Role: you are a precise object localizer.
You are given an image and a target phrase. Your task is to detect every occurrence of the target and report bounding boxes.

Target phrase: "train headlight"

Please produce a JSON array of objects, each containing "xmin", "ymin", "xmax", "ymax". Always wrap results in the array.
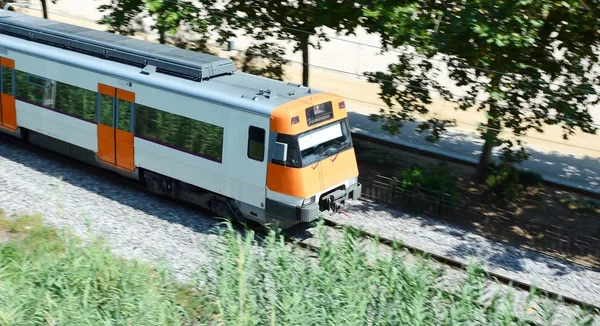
[
  {"xmin": 302, "ymin": 196, "xmax": 316, "ymax": 206},
  {"xmin": 349, "ymin": 176, "xmax": 358, "ymax": 185}
]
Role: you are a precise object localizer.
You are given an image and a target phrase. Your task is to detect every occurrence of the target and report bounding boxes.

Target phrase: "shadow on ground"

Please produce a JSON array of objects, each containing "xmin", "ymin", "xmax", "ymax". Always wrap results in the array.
[
  {"xmin": 342, "ymin": 198, "xmax": 599, "ymax": 276},
  {"xmin": 347, "ymin": 111, "xmax": 600, "ymax": 194},
  {"xmin": 0, "ymin": 138, "xmax": 229, "ymax": 238}
]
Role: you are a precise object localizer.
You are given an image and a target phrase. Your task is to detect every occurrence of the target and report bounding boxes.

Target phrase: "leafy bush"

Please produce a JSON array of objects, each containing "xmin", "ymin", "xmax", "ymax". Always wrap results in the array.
[
  {"xmin": 558, "ymin": 195, "xmax": 600, "ymax": 215},
  {"xmin": 485, "ymin": 163, "xmax": 543, "ymax": 200},
  {"xmin": 396, "ymin": 163, "xmax": 458, "ymax": 194},
  {"xmin": 393, "ymin": 163, "xmax": 461, "ymax": 213}
]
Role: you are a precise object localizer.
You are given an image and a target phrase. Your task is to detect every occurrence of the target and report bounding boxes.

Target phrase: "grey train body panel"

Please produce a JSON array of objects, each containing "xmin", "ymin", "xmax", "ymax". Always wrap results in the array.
[{"xmin": 0, "ymin": 9, "xmax": 323, "ymax": 119}]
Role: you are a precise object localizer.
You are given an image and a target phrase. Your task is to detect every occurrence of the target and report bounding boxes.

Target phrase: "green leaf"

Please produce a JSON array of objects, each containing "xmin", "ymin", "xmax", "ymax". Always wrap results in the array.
[{"xmin": 363, "ymin": 0, "xmax": 599, "ymax": 172}]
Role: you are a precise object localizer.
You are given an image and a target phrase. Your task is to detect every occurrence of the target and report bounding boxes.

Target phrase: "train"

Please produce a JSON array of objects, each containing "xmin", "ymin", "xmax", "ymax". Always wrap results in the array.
[{"xmin": 0, "ymin": 9, "xmax": 362, "ymax": 228}]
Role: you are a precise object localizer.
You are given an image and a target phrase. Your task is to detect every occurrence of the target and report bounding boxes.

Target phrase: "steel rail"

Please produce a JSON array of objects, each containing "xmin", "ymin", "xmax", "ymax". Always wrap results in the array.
[{"xmin": 319, "ymin": 217, "xmax": 600, "ymax": 313}]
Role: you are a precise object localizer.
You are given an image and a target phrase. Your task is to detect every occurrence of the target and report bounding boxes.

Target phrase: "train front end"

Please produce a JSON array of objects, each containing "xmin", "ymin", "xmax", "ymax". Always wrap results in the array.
[{"xmin": 266, "ymin": 93, "xmax": 362, "ymax": 226}]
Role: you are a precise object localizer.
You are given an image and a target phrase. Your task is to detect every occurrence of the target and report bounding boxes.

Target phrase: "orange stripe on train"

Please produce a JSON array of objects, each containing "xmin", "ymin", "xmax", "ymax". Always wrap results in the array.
[
  {"xmin": 266, "ymin": 149, "xmax": 358, "ymax": 199},
  {"xmin": 0, "ymin": 57, "xmax": 14, "ymax": 69}
]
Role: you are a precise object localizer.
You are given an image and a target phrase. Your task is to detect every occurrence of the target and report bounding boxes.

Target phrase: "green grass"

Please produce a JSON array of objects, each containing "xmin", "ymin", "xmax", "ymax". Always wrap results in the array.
[
  {"xmin": 0, "ymin": 211, "xmax": 597, "ymax": 325},
  {"xmin": 199, "ymin": 220, "xmax": 598, "ymax": 326},
  {"xmin": 0, "ymin": 212, "xmax": 208, "ymax": 325}
]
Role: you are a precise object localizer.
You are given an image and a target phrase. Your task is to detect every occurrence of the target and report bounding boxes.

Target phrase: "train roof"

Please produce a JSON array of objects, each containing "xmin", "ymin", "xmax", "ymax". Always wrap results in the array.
[{"xmin": 0, "ymin": 9, "xmax": 325, "ymax": 117}]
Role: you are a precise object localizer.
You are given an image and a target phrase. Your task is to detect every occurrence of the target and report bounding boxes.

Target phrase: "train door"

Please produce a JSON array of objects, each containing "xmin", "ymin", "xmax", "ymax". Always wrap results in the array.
[
  {"xmin": 97, "ymin": 83, "xmax": 135, "ymax": 172},
  {"xmin": 0, "ymin": 57, "xmax": 17, "ymax": 131}
]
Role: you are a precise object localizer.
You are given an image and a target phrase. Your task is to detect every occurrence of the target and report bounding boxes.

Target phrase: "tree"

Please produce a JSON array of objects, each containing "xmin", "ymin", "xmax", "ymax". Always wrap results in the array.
[
  {"xmin": 40, "ymin": 0, "xmax": 57, "ymax": 19},
  {"xmin": 98, "ymin": 0, "xmax": 215, "ymax": 50},
  {"xmin": 214, "ymin": 0, "xmax": 364, "ymax": 86},
  {"xmin": 98, "ymin": 0, "xmax": 146, "ymax": 38},
  {"xmin": 361, "ymin": 0, "xmax": 600, "ymax": 177},
  {"xmin": 238, "ymin": 42, "xmax": 290, "ymax": 81}
]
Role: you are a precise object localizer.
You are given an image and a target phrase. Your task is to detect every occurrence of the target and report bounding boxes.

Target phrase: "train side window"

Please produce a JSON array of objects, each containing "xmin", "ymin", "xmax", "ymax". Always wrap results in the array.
[
  {"xmin": 55, "ymin": 82, "xmax": 96, "ymax": 122},
  {"xmin": 1, "ymin": 66, "xmax": 13, "ymax": 96},
  {"xmin": 247, "ymin": 126, "xmax": 265, "ymax": 162},
  {"xmin": 134, "ymin": 103, "xmax": 224, "ymax": 163},
  {"xmin": 15, "ymin": 71, "xmax": 49, "ymax": 106}
]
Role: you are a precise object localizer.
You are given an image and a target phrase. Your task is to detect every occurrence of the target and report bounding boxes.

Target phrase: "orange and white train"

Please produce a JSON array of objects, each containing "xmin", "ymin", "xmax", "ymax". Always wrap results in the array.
[{"xmin": 0, "ymin": 9, "xmax": 361, "ymax": 228}]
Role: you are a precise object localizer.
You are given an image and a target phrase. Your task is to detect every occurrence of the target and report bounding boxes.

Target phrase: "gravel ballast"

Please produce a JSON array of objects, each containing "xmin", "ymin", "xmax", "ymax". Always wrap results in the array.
[
  {"xmin": 0, "ymin": 139, "xmax": 225, "ymax": 283},
  {"xmin": 329, "ymin": 199, "xmax": 600, "ymax": 307}
]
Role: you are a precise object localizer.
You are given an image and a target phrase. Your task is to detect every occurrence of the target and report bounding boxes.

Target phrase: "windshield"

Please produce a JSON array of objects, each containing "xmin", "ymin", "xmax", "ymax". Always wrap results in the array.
[{"xmin": 272, "ymin": 119, "xmax": 352, "ymax": 168}]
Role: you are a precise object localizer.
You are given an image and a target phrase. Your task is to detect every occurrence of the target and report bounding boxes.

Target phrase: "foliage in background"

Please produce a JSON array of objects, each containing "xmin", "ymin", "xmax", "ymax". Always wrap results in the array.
[
  {"xmin": 98, "ymin": 0, "xmax": 215, "ymax": 51},
  {"xmin": 97, "ymin": 0, "xmax": 294, "ymax": 79},
  {"xmin": 212, "ymin": 0, "xmax": 365, "ymax": 86},
  {"xmin": 360, "ymin": 0, "xmax": 600, "ymax": 177},
  {"xmin": 238, "ymin": 42, "xmax": 290, "ymax": 81}
]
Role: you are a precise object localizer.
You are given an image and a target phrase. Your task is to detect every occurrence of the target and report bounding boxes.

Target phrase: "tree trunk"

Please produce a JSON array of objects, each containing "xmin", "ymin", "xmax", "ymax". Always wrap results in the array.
[
  {"xmin": 300, "ymin": 35, "xmax": 309, "ymax": 86},
  {"xmin": 475, "ymin": 122, "xmax": 496, "ymax": 178},
  {"xmin": 475, "ymin": 78, "xmax": 502, "ymax": 179},
  {"xmin": 41, "ymin": 0, "xmax": 48, "ymax": 19}
]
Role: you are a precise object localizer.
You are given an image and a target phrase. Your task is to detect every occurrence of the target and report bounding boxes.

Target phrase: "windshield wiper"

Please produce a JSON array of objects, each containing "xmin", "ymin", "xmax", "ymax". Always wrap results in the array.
[
  {"xmin": 331, "ymin": 143, "xmax": 351, "ymax": 162},
  {"xmin": 311, "ymin": 147, "xmax": 335, "ymax": 169}
]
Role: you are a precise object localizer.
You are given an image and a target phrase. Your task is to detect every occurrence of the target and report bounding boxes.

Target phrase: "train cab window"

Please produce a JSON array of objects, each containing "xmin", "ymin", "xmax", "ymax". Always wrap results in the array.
[{"xmin": 247, "ymin": 126, "xmax": 265, "ymax": 162}]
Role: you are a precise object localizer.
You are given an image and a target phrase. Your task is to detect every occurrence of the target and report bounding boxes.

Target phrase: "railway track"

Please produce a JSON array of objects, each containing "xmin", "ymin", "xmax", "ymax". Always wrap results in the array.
[
  {"xmin": 319, "ymin": 218, "xmax": 599, "ymax": 312},
  {"xmin": 1, "ymin": 132, "xmax": 598, "ymax": 325},
  {"xmin": 281, "ymin": 219, "xmax": 599, "ymax": 326}
]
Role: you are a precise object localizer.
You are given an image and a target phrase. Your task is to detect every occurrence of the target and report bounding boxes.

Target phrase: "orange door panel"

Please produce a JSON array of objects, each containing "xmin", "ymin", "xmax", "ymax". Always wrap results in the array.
[
  {"xmin": 97, "ymin": 123, "xmax": 116, "ymax": 164},
  {"xmin": 0, "ymin": 78, "xmax": 3, "ymax": 126},
  {"xmin": 1, "ymin": 94, "xmax": 17, "ymax": 131},
  {"xmin": 97, "ymin": 83, "xmax": 117, "ymax": 165},
  {"xmin": 0, "ymin": 57, "xmax": 17, "ymax": 131},
  {"xmin": 115, "ymin": 129, "xmax": 135, "ymax": 171},
  {"xmin": 96, "ymin": 83, "xmax": 135, "ymax": 172},
  {"xmin": 115, "ymin": 87, "xmax": 135, "ymax": 171},
  {"xmin": 0, "ymin": 92, "xmax": 5, "ymax": 127}
]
